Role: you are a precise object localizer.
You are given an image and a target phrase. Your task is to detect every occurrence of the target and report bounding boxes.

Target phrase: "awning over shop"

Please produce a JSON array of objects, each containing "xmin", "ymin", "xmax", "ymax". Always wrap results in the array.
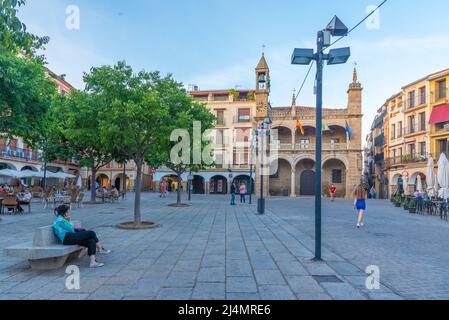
[{"xmin": 429, "ymin": 104, "xmax": 449, "ymax": 124}]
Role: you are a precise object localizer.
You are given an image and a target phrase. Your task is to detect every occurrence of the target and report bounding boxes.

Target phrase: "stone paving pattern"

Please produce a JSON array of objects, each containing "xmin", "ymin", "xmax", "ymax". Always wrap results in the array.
[{"xmin": 0, "ymin": 193, "xmax": 448, "ymax": 300}]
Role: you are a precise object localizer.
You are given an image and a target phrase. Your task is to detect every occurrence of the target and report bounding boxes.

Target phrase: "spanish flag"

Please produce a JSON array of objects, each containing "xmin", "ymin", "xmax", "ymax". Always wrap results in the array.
[{"xmin": 296, "ymin": 119, "xmax": 305, "ymax": 135}]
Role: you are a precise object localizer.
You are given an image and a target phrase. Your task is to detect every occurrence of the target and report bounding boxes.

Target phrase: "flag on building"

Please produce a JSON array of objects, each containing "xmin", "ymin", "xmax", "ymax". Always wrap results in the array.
[
  {"xmin": 345, "ymin": 121, "xmax": 353, "ymax": 141},
  {"xmin": 296, "ymin": 119, "xmax": 305, "ymax": 135}
]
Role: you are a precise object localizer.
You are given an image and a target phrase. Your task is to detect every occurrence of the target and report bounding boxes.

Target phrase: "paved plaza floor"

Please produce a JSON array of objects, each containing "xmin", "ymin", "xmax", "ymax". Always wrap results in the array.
[{"xmin": 0, "ymin": 193, "xmax": 448, "ymax": 300}]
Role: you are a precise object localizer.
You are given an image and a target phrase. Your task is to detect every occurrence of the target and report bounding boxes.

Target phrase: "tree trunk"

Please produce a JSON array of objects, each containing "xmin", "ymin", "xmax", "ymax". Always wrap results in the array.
[
  {"xmin": 177, "ymin": 173, "xmax": 182, "ymax": 205},
  {"xmin": 90, "ymin": 165, "xmax": 97, "ymax": 204},
  {"xmin": 134, "ymin": 158, "xmax": 143, "ymax": 225}
]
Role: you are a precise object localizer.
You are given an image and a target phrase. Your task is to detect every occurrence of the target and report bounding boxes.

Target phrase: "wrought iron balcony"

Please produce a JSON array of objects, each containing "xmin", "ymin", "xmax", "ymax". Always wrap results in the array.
[{"xmin": 0, "ymin": 146, "xmax": 41, "ymax": 162}]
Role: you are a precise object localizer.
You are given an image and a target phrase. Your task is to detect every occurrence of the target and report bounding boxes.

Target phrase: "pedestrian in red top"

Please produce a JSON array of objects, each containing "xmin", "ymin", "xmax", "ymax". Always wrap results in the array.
[{"xmin": 330, "ymin": 184, "xmax": 337, "ymax": 202}]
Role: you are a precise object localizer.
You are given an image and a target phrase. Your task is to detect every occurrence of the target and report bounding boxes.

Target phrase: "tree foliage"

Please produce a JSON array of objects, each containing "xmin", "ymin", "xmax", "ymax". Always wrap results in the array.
[
  {"xmin": 0, "ymin": 49, "xmax": 56, "ymax": 143},
  {"xmin": 0, "ymin": 0, "xmax": 49, "ymax": 56},
  {"xmin": 145, "ymin": 80, "xmax": 215, "ymax": 205}
]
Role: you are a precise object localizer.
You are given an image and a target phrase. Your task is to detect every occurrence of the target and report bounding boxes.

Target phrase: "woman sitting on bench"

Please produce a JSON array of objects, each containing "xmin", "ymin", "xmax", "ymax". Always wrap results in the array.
[{"xmin": 53, "ymin": 205, "xmax": 111, "ymax": 268}]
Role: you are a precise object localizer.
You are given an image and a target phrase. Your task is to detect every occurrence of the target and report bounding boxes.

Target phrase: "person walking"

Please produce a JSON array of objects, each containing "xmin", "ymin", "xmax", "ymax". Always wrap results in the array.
[
  {"xmin": 354, "ymin": 181, "xmax": 368, "ymax": 228},
  {"xmin": 160, "ymin": 181, "xmax": 167, "ymax": 198},
  {"xmin": 370, "ymin": 186, "xmax": 377, "ymax": 199},
  {"xmin": 330, "ymin": 184, "xmax": 337, "ymax": 202},
  {"xmin": 239, "ymin": 183, "xmax": 247, "ymax": 204},
  {"xmin": 230, "ymin": 182, "xmax": 237, "ymax": 206}
]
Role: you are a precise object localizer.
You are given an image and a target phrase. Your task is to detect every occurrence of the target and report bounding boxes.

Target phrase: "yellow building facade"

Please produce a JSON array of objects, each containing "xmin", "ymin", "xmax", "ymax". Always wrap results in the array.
[
  {"xmin": 384, "ymin": 69, "xmax": 448, "ymax": 196},
  {"xmin": 428, "ymin": 69, "xmax": 449, "ymax": 162}
]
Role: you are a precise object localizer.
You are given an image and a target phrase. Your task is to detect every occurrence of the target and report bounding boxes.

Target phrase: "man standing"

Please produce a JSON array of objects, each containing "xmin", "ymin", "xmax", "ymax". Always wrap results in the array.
[{"xmin": 230, "ymin": 182, "xmax": 237, "ymax": 206}]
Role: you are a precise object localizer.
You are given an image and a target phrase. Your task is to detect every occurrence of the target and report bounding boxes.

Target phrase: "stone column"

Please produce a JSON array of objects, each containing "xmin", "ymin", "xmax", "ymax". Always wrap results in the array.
[
  {"xmin": 290, "ymin": 169, "xmax": 296, "ymax": 197},
  {"xmin": 291, "ymin": 131, "xmax": 296, "ymax": 150}
]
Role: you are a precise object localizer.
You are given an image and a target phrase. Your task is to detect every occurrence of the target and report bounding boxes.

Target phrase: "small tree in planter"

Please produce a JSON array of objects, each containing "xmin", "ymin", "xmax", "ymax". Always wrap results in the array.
[
  {"xmin": 394, "ymin": 195, "xmax": 401, "ymax": 207},
  {"xmin": 408, "ymin": 198, "xmax": 417, "ymax": 214},
  {"xmin": 403, "ymin": 197, "xmax": 409, "ymax": 210}
]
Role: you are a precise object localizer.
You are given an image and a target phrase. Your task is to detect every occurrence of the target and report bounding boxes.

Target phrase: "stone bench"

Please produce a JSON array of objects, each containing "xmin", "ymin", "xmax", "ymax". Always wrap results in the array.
[{"xmin": 4, "ymin": 221, "xmax": 86, "ymax": 270}]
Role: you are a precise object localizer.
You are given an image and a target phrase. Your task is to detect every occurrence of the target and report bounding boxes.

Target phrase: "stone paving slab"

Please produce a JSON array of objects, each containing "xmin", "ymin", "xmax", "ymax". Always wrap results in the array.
[{"xmin": 2, "ymin": 193, "xmax": 446, "ymax": 300}]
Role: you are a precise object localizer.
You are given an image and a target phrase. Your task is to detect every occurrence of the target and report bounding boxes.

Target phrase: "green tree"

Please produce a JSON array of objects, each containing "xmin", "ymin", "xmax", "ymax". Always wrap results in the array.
[
  {"xmin": 146, "ymin": 82, "xmax": 215, "ymax": 206},
  {"xmin": 0, "ymin": 0, "xmax": 49, "ymax": 56},
  {"xmin": 62, "ymin": 91, "xmax": 112, "ymax": 203},
  {"xmin": 85, "ymin": 62, "xmax": 169, "ymax": 226},
  {"xmin": 0, "ymin": 49, "xmax": 56, "ymax": 143}
]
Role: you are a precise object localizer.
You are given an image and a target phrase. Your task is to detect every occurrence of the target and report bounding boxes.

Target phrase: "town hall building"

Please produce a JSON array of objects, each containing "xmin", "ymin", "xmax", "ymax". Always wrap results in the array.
[{"xmin": 153, "ymin": 54, "xmax": 364, "ymax": 198}]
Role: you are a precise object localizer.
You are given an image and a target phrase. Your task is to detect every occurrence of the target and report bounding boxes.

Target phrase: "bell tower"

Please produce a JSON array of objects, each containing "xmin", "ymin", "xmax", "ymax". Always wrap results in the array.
[
  {"xmin": 254, "ymin": 53, "xmax": 271, "ymax": 199},
  {"xmin": 255, "ymin": 53, "xmax": 270, "ymax": 121}
]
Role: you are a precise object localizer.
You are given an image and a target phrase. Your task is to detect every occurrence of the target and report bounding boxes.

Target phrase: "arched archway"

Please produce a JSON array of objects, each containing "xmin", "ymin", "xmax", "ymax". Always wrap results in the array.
[
  {"xmin": 47, "ymin": 166, "xmax": 63, "ymax": 173},
  {"xmin": 269, "ymin": 158, "xmax": 292, "ymax": 196},
  {"xmin": 322, "ymin": 158, "xmax": 347, "ymax": 197},
  {"xmin": 21, "ymin": 166, "xmax": 38, "ymax": 172},
  {"xmin": 295, "ymin": 158, "xmax": 316, "ymax": 196},
  {"xmin": 325, "ymin": 125, "xmax": 347, "ymax": 145},
  {"xmin": 272, "ymin": 126, "xmax": 293, "ymax": 145},
  {"xmin": 192, "ymin": 175, "xmax": 205, "ymax": 194},
  {"xmin": 96, "ymin": 174, "xmax": 110, "ymax": 188},
  {"xmin": 210, "ymin": 175, "xmax": 228, "ymax": 194},
  {"xmin": 0, "ymin": 162, "xmax": 17, "ymax": 170},
  {"xmin": 20, "ymin": 166, "xmax": 39, "ymax": 187},
  {"xmin": 410, "ymin": 172, "xmax": 427, "ymax": 192},
  {"xmin": 114, "ymin": 173, "xmax": 130, "ymax": 192},
  {"xmin": 300, "ymin": 170, "xmax": 316, "ymax": 196},
  {"xmin": 295, "ymin": 126, "xmax": 316, "ymax": 149}
]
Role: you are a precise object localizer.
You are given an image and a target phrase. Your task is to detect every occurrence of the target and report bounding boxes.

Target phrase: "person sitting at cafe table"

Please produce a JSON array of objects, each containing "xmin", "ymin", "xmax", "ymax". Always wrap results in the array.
[
  {"xmin": 17, "ymin": 189, "xmax": 32, "ymax": 212},
  {"xmin": 0, "ymin": 185, "xmax": 6, "ymax": 193}
]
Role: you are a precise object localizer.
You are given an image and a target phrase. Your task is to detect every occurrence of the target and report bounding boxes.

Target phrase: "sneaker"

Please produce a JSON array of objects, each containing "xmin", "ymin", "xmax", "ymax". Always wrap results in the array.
[
  {"xmin": 356, "ymin": 224, "xmax": 361, "ymax": 228},
  {"xmin": 90, "ymin": 260, "xmax": 105, "ymax": 268},
  {"xmin": 99, "ymin": 247, "xmax": 112, "ymax": 255},
  {"xmin": 360, "ymin": 222, "xmax": 364, "ymax": 227}
]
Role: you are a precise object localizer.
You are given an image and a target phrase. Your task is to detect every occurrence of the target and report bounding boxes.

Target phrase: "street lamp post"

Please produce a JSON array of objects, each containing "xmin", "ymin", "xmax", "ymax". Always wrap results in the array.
[
  {"xmin": 291, "ymin": 16, "xmax": 350, "ymax": 261},
  {"xmin": 249, "ymin": 131, "xmax": 256, "ymax": 205},
  {"xmin": 257, "ymin": 117, "xmax": 272, "ymax": 215},
  {"xmin": 122, "ymin": 161, "xmax": 126, "ymax": 200},
  {"xmin": 188, "ymin": 169, "xmax": 193, "ymax": 201}
]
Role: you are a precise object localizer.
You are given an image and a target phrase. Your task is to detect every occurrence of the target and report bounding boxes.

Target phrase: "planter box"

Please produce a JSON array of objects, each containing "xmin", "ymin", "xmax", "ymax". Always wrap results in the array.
[
  {"xmin": 395, "ymin": 203, "xmax": 401, "ymax": 207},
  {"xmin": 409, "ymin": 208, "xmax": 417, "ymax": 214}
]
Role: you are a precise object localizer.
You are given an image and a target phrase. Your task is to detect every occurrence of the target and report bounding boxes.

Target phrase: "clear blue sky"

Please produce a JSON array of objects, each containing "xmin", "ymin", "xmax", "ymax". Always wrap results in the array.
[{"xmin": 19, "ymin": 0, "xmax": 449, "ymax": 139}]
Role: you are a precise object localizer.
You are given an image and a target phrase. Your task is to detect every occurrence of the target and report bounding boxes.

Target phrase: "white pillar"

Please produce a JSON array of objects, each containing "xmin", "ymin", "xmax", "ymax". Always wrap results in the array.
[
  {"xmin": 291, "ymin": 131, "xmax": 295, "ymax": 149},
  {"xmin": 290, "ymin": 169, "xmax": 296, "ymax": 197}
]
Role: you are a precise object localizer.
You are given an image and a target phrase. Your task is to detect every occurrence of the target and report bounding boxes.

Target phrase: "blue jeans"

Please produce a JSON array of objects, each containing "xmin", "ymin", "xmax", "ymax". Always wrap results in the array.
[{"xmin": 231, "ymin": 193, "xmax": 236, "ymax": 205}]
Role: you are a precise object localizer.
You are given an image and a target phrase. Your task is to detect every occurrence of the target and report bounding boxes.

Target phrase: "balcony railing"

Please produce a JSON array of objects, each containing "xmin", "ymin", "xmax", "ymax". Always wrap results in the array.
[
  {"xmin": 233, "ymin": 116, "xmax": 253, "ymax": 124},
  {"xmin": 374, "ymin": 152, "xmax": 384, "ymax": 163},
  {"xmin": 0, "ymin": 146, "xmax": 41, "ymax": 162},
  {"xmin": 385, "ymin": 153, "xmax": 430, "ymax": 167},
  {"xmin": 274, "ymin": 142, "xmax": 348, "ymax": 151},
  {"xmin": 404, "ymin": 123, "xmax": 426, "ymax": 136},
  {"xmin": 374, "ymin": 133, "xmax": 385, "ymax": 147}
]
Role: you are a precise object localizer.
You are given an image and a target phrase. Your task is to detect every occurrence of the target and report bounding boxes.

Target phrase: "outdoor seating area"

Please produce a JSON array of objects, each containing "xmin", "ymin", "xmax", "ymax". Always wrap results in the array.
[
  {"xmin": 0, "ymin": 187, "xmax": 33, "ymax": 215},
  {"xmin": 43, "ymin": 186, "xmax": 85, "ymax": 209},
  {"xmin": 391, "ymin": 154, "xmax": 449, "ymax": 221},
  {"xmin": 96, "ymin": 186, "xmax": 121, "ymax": 204}
]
